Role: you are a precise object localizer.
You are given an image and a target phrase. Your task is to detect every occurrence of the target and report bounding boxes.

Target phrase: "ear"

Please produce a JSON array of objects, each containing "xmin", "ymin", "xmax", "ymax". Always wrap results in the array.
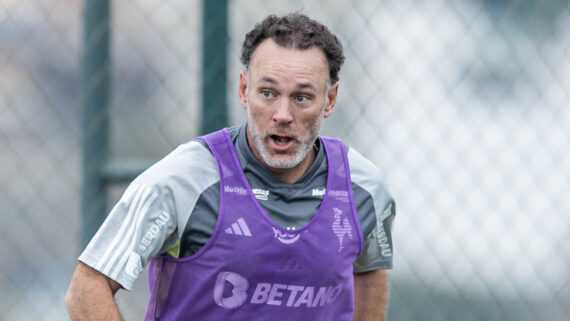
[
  {"xmin": 238, "ymin": 70, "xmax": 248, "ymax": 109},
  {"xmin": 323, "ymin": 82, "xmax": 339, "ymax": 118}
]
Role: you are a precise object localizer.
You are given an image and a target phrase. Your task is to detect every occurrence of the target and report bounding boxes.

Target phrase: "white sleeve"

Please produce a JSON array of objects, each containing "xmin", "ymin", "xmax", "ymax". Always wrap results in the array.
[
  {"xmin": 348, "ymin": 148, "xmax": 396, "ymax": 272},
  {"xmin": 78, "ymin": 140, "xmax": 219, "ymax": 290}
]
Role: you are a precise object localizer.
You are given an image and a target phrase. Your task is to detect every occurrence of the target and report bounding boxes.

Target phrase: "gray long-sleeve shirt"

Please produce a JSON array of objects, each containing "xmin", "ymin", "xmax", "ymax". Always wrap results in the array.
[{"xmin": 79, "ymin": 124, "xmax": 395, "ymax": 290}]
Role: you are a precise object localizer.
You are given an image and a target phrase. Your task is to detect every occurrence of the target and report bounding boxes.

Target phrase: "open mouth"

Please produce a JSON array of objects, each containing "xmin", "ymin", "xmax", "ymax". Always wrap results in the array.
[{"xmin": 270, "ymin": 135, "xmax": 293, "ymax": 145}]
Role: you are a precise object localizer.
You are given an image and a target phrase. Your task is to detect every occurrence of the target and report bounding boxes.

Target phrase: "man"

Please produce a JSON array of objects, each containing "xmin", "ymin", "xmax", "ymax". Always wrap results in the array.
[{"xmin": 66, "ymin": 12, "xmax": 395, "ymax": 321}]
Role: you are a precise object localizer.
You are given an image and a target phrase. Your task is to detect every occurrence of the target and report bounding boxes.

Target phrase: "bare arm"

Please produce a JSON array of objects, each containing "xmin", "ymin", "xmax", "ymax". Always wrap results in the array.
[
  {"xmin": 353, "ymin": 269, "xmax": 389, "ymax": 321},
  {"xmin": 66, "ymin": 262, "xmax": 123, "ymax": 321}
]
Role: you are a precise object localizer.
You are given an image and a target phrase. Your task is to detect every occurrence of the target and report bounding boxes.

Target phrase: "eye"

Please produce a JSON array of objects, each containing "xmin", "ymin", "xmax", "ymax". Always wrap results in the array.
[
  {"xmin": 261, "ymin": 90, "xmax": 273, "ymax": 98},
  {"xmin": 295, "ymin": 95, "xmax": 310, "ymax": 103}
]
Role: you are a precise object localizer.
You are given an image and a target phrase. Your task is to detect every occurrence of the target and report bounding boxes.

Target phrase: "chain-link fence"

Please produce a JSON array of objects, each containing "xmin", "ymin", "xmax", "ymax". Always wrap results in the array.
[{"xmin": 1, "ymin": 0, "xmax": 569, "ymax": 320}]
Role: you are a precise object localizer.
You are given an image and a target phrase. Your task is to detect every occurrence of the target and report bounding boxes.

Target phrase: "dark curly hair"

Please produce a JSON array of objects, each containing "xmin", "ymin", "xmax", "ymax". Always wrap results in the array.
[{"xmin": 240, "ymin": 13, "xmax": 345, "ymax": 84}]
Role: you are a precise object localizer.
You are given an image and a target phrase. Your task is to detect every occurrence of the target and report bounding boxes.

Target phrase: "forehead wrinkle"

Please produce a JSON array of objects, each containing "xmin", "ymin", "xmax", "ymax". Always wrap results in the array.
[
  {"xmin": 248, "ymin": 44, "xmax": 328, "ymax": 92},
  {"xmin": 249, "ymin": 39, "xmax": 330, "ymax": 81},
  {"xmin": 257, "ymin": 77, "xmax": 277, "ymax": 85}
]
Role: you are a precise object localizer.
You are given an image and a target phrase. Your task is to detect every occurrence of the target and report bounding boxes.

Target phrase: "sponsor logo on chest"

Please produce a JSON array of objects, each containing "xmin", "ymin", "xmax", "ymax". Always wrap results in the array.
[
  {"xmin": 312, "ymin": 188, "xmax": 349, "ymax": 202},
  {"xmin": 213, "ymin": 271, "xmax": 343, "ymax": 310},
  {"xmin": 312, "ymin": 188, "xmax": 326, "ymax": 197},
  {"xmin": 272, "ymin": 226, "xmax": 300, "ymax": 244},
  {"xmin": 224, "ymin": 185, "xmax": 248, "ymax": 196},
  {"xmin": 252, "ymin": 188, "xmax": 269, "ymax": 200}
]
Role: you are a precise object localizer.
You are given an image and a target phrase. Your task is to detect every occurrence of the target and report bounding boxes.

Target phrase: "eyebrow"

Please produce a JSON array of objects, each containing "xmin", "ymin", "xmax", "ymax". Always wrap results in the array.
[
  {"xmin": 258, "ymin": 77, "xmax": 317, "ymax": 91},
  {"xmin": 258, "ymin": 77, "xmax": 277, "ymax": 85},
  {"xmin": 295, "ymin": 83, "xmax": 317, "ymax": 91}
]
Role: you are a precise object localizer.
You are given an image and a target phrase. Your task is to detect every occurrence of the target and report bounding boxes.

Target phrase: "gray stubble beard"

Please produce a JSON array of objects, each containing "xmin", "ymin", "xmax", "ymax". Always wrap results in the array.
[{"xmin": 246, "ymin": 102, "xmax": 325, "ymax": 170}]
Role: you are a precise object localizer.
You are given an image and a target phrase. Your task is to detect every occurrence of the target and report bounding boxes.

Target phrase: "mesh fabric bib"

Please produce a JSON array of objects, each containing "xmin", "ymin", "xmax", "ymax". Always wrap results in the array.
[{"xmin": 144, "ymin": 129, "xmax": 363, "ymax": 321}]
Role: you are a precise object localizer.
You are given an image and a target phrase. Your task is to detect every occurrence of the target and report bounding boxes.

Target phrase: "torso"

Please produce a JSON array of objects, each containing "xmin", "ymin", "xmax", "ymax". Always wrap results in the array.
[{"xmin": 144, "ymin": 129, "xmax": 363, "ymax": 321}]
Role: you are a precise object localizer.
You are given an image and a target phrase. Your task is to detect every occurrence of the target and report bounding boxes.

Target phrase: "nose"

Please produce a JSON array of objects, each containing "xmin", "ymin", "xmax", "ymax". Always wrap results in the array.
[{"xmin": 272, "ymin": 98, "xmax": 293, "ymax": 124}]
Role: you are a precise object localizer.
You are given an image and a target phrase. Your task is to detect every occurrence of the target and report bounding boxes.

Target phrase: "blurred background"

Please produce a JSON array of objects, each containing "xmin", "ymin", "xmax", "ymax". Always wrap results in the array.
[{"xmin": 1, "ymin": 0, "xmax": 569, "ymax": 320}]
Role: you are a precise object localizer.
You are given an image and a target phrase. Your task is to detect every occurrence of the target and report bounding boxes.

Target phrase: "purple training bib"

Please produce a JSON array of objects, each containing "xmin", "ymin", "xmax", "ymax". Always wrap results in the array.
[{"xmin": 144, "ymin": 129, "xmax": 363, "ymax": 321}]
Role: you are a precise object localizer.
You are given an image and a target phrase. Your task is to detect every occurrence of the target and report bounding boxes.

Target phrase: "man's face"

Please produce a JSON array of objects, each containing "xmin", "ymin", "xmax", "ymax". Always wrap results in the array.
[{"xmin": 238, "ymin": 39, "xmax": 338, "ymax": 174}]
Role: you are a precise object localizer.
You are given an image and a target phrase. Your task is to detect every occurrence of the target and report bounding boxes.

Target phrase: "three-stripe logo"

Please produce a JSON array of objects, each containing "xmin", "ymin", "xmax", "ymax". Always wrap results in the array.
[{"xmin": 225, "ymin": 217, "xmax": 252, "ymax": 237}]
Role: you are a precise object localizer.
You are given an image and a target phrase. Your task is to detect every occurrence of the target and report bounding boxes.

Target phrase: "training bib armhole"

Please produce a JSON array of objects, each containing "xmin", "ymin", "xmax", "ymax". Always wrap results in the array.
[{"xmin": 165, "ymin": 240, "xmax": 181, "ymax": 258}]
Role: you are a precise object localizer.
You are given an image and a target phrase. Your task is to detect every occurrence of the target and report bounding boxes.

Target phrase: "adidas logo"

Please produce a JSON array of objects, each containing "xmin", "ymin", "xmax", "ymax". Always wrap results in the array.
[{"xmin": 225, "ymin": 218, "xmax": 252, "ymax": 237}]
